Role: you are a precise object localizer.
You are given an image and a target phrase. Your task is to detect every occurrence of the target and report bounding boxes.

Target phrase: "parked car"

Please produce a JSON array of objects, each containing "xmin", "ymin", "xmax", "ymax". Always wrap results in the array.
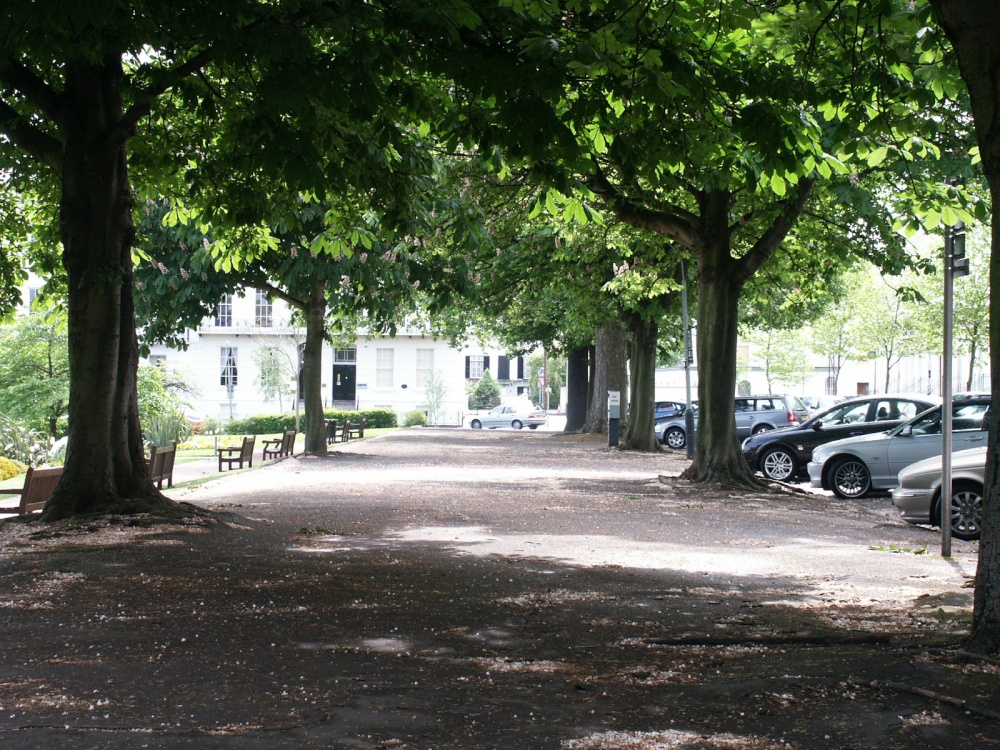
[
  {"xmin": 469, "ymin": 403, "xmax": 547, "ymax": 430},
  {"xmin": 655, "ymin": 394, "xmax": 808, "ymax": 449},
  {"xmin": 891, "ymin": 446, "xmax": 985, "ymax": 541},
  {"xmin": 742, "ymin": 394, "xmax": 938, "ymax": 481},
  {"xmin": 807, "ymin": 394, "xmax": 991, "ymax": 499},
  {"xmin": 655, "ymin": 404, "xmax": 696, "ymax": 449},
  {"xmin": 654, "ymin": 401, "xmax": 686, "ymax": 420}
]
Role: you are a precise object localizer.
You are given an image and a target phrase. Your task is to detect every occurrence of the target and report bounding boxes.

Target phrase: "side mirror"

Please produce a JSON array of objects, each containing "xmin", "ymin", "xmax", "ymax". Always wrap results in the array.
[{"xmin": 811, "ymin": 421, "xmax": 823, "ymax": 431}]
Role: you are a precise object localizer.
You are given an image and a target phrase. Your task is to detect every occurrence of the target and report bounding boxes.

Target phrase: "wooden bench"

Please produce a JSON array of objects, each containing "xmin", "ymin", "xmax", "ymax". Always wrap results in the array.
[
  {"xmin": 326, "ymin": 419, "xmax": 343, "ymax": 445},
  {"xmin": 218, "ymin": 436, "xmax": 255, "ymax": 471},
  {"xmin": 0, "ymin": 466, "xmax": 64, "ymax": 516},
  {"xmin": 146, "ymin": 441, "xmax": 178, "ymax": 489},
  {"xmin": 345, "ymin": 417, "xmax": 366, "ymax": 441},
  {"xmin": 263, "ymin": 429, "xmax": 296, "ymax": 460}
]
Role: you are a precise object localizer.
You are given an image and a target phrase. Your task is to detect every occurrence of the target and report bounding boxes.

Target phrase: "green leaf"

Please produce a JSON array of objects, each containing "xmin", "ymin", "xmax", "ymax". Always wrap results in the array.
[{"xmin": 770, "ymin": 173, "xmax": 786, "ymax": 196}]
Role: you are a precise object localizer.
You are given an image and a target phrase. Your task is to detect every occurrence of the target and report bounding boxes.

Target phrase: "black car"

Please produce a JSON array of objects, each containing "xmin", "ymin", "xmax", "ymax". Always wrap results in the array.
[{"xmin": 741, "ymin": 394, "xmax": 939, "ymax": 481}]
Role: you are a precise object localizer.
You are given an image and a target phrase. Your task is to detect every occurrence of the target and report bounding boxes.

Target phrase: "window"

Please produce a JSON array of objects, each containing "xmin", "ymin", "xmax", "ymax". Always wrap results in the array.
[
  {"xmin": 220, "ymin": 347, "xmax": 238, "ymax": 388},
  {"xmin": 335, "ymin": 348, "xmax": 356, "ymax": 363},
  {"xmin": 376, "ymin": 348, "xmax": 393, "ymax": 387},
  {"xmin": 217, "ymin": 294, "xmax": 233, "ymax": 327},
  {"xmin": 467, "ymin": 355, "xmax": 485, "ymax": 380},
  {"xmin": 255, "ymin": 290, "xmax": 272, "ymax": 327},
  {"xmin": 27, "ymin": 288, "xmax": 40, "ymax": 308},
  {"xmin": 149, "ymin": 354, "xmax": 166, "ymax": 367},
  {"xmin": 416, "ymin": 349, "xmax": 433, "ymax": 388}
]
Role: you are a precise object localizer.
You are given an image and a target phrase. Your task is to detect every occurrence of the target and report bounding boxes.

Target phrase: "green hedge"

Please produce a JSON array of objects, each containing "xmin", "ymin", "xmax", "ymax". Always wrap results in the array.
[{"xmin": 225, "ymin": 408, "xmax": 397, "ymax": 435}]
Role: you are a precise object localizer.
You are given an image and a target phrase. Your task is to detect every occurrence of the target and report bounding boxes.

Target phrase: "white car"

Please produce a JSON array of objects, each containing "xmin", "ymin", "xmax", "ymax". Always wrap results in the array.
[
  {"xmin": 469, "ymin": 404, "xmax": 546, "ymax": 430},
  {"xmin": 891, "ymin": 447, "xmax": 985, "ymax": 541},
  {"xmin": 807, "ymin": 395, "xmax": 990, "ymax": 499}
]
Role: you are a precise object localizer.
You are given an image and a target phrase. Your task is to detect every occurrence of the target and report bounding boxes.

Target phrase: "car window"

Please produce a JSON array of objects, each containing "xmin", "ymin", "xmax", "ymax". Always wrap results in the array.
[
  {"xmin": 954, "ymin": 403, "xmax": 989, "ymax": 431},
  {"xmin": 754, "ymin": 398, "xmax": 778, "ymax": 411},
  {"xmin": 873, "ymin": 400, "xmax": 900, "ymax": 421},
  {"xmin": 734, "ymin": 399, "xmax": 754, "ymax": 413},
  {"xmin": 894, "ymin": 400, "xmax": 923, "ymax": 420},
  {"xmin": 817, "ymin": 402, "xmax": 870, "ymax": 426},
  {"xmin": 909, "ymin": 408, "xmax": 942, "ymax": 436}
]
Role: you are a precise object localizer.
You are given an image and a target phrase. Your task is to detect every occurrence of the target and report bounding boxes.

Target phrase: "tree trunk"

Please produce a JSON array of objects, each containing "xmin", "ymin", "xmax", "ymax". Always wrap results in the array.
[
  {"xmin": 928, "ymin": 0, "xmax": 1000, "ymax": 653},
  {"xmin": 621, "ymin": 315, "xmax": 659, "ymax": 450},
  {"xmin": 43, "ymin": 59, "xmax": 176, "ymax": 520},
  {"xmin": 564, "ymin": 346, "xmax": 590, "ymax": 432},
  {"xmin": 968, "ymin": 334, "xmax": 978, "ymax": 392},
  {"xmin": 301, "ymin": 282, "xmax": 328, "ymax": 454},
  {"xmin": 680, "ymin": 240, "xmax": 761, "ymax": 487},
  {"xmin": 584, "ymin": 320, "xmax": 628, "ymax": 433}
]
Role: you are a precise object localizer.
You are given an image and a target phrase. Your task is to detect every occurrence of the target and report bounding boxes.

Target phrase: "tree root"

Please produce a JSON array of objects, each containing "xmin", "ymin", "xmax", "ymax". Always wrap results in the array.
[
  {"xmin": 870, "ymin": 679, "xmax": 1000, "ymax": 721},
  {"xmin": 645, "ymin": 633, "xmax": 892, "ymax": 647}
]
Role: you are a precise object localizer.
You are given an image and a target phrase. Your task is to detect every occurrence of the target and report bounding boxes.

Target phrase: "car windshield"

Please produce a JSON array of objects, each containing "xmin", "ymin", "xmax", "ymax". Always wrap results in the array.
[{"xmin": 890, "ymin": 401, "xmax": 988, "ymax": 437}]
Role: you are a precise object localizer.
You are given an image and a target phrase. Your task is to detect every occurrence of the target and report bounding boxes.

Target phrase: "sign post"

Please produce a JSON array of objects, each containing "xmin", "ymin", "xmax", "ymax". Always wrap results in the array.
[{"xmin": 608, "ymin": 390, "xmax": 621, "ymax": 447}]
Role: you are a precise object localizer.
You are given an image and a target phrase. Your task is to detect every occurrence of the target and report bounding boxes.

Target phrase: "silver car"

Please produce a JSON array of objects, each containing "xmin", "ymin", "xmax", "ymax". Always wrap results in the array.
[
  {"xmin": 469, "ymin": 403, "xmax": 547, "ymax": 430},
  {"xmin": 808, "ymin": 394, "xmax": 990, "ymax": 499},
  {"xmin": 891, "ymin": 447, "xmax": 985, "ymax": 540},
  {"xmin": 656, "ymin": 394, "xmax": 806, "ymax": 449}
]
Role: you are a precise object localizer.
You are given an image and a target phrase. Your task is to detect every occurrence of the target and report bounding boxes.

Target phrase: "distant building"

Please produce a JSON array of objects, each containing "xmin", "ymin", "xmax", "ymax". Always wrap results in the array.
[{"xmin": 144, "ymin": 293, "xmax": 532, "ymax": 426}]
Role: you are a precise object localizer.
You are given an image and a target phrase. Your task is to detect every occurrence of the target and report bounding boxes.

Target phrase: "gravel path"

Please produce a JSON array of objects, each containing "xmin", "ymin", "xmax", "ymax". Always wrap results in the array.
[{"xmin": 0, "ymin": 428, "xmax": 994, "ymax": 749}]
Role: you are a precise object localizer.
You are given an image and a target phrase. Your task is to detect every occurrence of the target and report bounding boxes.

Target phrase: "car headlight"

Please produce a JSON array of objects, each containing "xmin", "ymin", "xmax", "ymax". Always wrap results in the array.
[{"xmin": 891, "ymin": 488, "xmax": 929, "ymax": 499}]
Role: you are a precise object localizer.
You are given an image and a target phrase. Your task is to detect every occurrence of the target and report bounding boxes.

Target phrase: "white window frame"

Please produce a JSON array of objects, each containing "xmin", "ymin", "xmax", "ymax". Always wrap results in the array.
[
  {"xmin": 416, "ymin": 349, "xmax": 433, "ymax": 388},
  {"xmin": 335, "ymin": 348, "xmax": 357, "ymax": 364},
  {"xmin": 255, "ymin": 290, "xmax": 272, "ymax": 327},
  {"xmin": 468, "ymin": 355, "xmax": 485, "ymax": 380},
  {"xmin": 220, "ymin": 347, "xmax": 238, "ymax": 388},
  {"xmin": 376, "ymin": 348, "xmax": 393, "ymax": 388},
  {"xmin": 217, "ymin": 294, "xmax": 233, "ymax": 327}
]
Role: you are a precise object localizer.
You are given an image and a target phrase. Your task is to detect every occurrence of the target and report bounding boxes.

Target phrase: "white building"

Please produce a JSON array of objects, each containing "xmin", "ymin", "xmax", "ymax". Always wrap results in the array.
[{"xmin": 144, "ymin": 292, "xmax": 532, "ymax": 426}]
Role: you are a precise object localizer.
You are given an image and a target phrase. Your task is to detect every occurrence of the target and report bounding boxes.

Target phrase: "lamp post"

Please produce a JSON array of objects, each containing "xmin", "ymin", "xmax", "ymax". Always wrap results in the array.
[{"xmin": 941, "ymin": 220, "xmax": 967, "ymax": 558}]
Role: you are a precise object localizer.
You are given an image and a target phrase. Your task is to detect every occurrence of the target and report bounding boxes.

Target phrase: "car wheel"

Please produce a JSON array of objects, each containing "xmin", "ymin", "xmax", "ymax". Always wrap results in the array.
[
  {"xmin": 829, "ymin": 456, "xmax": 871, "ymax": 499},
  {"xmin": 761, "ymin": 447, "xmax": 797, "ymax": 482},
  {"xmin": 752, "ymin": 424, "xmax": 773, "ymax": 435},
  {"xmin": 470, "ymin": 420, "xmax": 482, "ymax": 429},
  {"xmin": 934, "ymin": 480, "xmax": 983, "ymax": 541},
  {"xmin": 663, "ymin": 427, "xmax": 686, "ymax": 449},
  {"xmin": 511, "ymin": 420, "xmax": 523, "ymax": 429},
  {"xmin": 528, "ymin": 425, "xmax": 538, "ymax": 430}
]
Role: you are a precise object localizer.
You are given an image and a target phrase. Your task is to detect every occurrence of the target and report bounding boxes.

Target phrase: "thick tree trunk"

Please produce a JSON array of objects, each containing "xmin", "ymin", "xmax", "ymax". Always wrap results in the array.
[
  {"xmin": 680, "ymin": 244, "xmax": 761, "ymax": 488},
  {"xmin": 301, "ymin": 282, "xmax": 328, "ymax": 454},
  {"xmin": 44, "ymin": 59, "xmax": 175, "ymax": 520},
  {"xmin": 564, "ymin": 346, "xmax": 590, "ymax": 432},
  {"xmin": 930, "ymin": 0, "xmax": 1000, "ymax": 655},
  {"xmin": 621, "ymin": 315, "xmax": 659, "ymax": 451},
  {"xmin": 584, "ymin": 320, "xmax": 628, "ymax": 433}
]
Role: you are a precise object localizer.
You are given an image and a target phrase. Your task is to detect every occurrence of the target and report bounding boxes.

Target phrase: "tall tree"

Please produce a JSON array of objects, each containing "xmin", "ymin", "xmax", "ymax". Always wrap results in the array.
[
  {"xmin": 927, "ymin": 0, "xmax": 1000, "ymax": 654},
  {"xmin": 429, "ymin": 0, "xmax": 966, "ymax": 482},
  {"xmin": 0, "ymin": 1, "xmax": 460, "ymax": 517}
]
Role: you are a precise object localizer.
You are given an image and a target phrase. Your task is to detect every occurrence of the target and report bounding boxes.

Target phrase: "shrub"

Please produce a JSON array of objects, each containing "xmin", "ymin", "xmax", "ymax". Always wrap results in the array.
[
  {"xmin": 403, "ymin": 410, "xmax": 428, "ymax": 427},
  {"xmin": 0, "ymin": 415, "xmax": 49, "ymax": 466},
  {"xmin": 225, "ymin": 408, "xmax": 397, "ymax": 435},
  {"xmin": 0, "ymin": 456, "xmax": 27, "ymax": 482},
  {"xmin": 144, "ymin": 409, "xmax": 194, "ymax": 448},
  {"xmin": 469, "ymin": 370, "xmax": 501, "ymax": 410}
]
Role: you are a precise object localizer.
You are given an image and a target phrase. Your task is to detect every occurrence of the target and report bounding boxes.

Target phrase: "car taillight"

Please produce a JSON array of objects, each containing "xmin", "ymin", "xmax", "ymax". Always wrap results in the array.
[{"xmin": 787, "ymin": 412, "xmax": 798, "ymax": 423}]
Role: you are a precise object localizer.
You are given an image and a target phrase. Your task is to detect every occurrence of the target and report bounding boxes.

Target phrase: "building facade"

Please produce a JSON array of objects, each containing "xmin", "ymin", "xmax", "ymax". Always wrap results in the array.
[{"xmin": 144, "ymin": 293, "xmax": 531, "ymax": 426}]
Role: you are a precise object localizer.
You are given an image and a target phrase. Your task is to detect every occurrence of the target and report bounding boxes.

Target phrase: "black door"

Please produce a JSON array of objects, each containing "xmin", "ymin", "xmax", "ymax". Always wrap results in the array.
[{"xmin": 333, "ymin": 364, "xmax": 356, "ymax": 401}]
